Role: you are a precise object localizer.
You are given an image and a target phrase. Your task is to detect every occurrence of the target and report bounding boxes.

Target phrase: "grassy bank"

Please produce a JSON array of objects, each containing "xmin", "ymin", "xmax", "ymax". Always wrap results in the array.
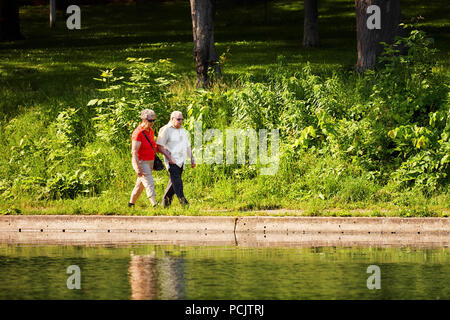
[{"xmin": 0, "ymin": 0, "xmax": 449, "ymax": 216}]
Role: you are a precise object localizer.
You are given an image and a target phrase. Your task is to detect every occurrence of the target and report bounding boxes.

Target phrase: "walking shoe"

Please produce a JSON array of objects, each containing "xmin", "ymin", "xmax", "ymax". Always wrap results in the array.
[
  {"xmin": 128, "ymin": 203, "xmax": 135, "ymax": 208},
  {"xmin": 161, "ymin": 197, "xmax": 172, "ymax": 208},
  {"xmin": 179, "ymin": 197, "xmax": 189, "ymax": 207},
  {"xmin": 149, "ymin": 196, "xmax": 158, "ymax": 207}
]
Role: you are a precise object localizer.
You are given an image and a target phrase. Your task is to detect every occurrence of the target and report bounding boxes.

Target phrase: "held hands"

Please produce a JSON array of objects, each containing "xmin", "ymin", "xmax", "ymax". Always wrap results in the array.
[
  {"xmin": 160, "ymin": 148, "xmax": 194, "ymax": 167},
  {"xmin": 163, "ymin": 149, "xmax": 175, "ymax": 164}
]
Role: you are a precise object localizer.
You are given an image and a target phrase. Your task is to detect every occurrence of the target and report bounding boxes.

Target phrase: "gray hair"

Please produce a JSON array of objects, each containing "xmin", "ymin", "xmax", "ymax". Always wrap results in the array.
[
  {"xmin": 140, "ymin": 109, "xmax": 156, "ymax": 120},
  {"xmin": 170, "ymin": 111, "xmax": 183, "ymax": 119}
]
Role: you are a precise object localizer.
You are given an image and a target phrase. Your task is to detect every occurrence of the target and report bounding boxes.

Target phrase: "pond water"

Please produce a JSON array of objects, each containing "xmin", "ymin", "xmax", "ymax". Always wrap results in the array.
[{"xmin": 0, "ymin": 244, "xmax": 448, "ymax": 300}]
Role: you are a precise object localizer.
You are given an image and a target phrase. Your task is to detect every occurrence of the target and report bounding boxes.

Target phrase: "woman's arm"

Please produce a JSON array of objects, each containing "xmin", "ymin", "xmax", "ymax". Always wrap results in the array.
[{"xmin": 131, "ymin": 140, "xmax": 144, "ymax": 176}]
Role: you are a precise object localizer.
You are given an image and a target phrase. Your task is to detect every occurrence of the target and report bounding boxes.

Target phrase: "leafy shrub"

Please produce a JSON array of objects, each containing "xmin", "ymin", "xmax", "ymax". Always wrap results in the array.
[
  {"xmin": 270, "ymin": 28, "xmax": 448, "ymax": 193},
  {"xmin": 181, "ymin": 88, "xmax": 232, "ymax": 131},
  {"xmin": 43, "ymin": 170, "xmax": 94, "ymax": 200},
  {"xmin": 88, "ymin": 58, "xmax": 176, "ymax": 147}
]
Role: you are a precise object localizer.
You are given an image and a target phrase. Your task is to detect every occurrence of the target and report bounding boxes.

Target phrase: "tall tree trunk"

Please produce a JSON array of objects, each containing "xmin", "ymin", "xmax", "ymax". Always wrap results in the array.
[
  {"xmin": 50, "ymin": 0, "xmax": 56, "ymax": 28},
  {"xmin": 303, "ymin": 0, "xmax": 319, "ymax": 47},
  {"xmin": 190, "ymin": 0, "xmax": 221, "ymax": 88},
  {"xmin": 355, "ymin": 0, "xmax": 402, "ymax": 72},
  {"xmin": 0, "ymin": 0, "xmax": 23, "ymax": 41}
]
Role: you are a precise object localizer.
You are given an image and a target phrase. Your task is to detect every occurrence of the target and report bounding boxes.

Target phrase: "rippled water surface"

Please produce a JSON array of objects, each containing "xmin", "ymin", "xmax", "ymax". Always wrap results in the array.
[{"xmin": 0, "ymin": 244, "xmax": 448, "ymax": 299}]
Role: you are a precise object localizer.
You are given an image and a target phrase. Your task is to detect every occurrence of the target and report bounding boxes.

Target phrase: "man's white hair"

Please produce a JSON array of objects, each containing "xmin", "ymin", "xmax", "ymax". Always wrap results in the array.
[{"xmin": 170, "ymin": 111, "xmax": 183, "ymax": 119}]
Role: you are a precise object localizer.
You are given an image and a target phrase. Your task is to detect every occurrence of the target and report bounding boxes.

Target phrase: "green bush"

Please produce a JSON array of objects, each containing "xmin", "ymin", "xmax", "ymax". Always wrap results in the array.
[{"xmin": 88, "ymin": 58, "xmax": 176, "ymax": 147}]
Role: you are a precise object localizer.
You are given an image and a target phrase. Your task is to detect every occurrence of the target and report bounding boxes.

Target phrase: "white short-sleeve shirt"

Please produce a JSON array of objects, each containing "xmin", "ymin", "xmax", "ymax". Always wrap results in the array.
[{"xmin": 156, "ymin": 122, "xmax": 191, "ymax": 169}]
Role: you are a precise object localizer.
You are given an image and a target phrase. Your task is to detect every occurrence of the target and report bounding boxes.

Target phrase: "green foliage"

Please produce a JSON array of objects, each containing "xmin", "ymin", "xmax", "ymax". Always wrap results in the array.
[
  {"xmin": 182, "ymin": 88, "xmax": 233, "ymax": 131},
  {"xmin": 229, "ymin": 82, "xmax": 282, "ymax": 130},
  {"xmin": 259, "ymin": 28, "xmax": 450, "ymax": 194},
  {"xmin": 371, "ymin": 28, "xmax": 449, "ymax": 192},
  {"xmin": 88, "ymin": 58, "xmax": 176, "ymax": 146},
  {"xmin": 0, "ymin": 59, "xmax": 178, "ymax": 200},
  {"xmin": 0, "ymin": 25, "xmax": 448, "ymax": 211}
]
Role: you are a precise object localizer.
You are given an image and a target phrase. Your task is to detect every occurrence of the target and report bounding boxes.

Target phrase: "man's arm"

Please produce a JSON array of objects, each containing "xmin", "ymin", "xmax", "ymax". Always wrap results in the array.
[
  {"xmin": 157, "ymin": 144, "xmax": 175, "ymax": 164},
  {"xmin": 187, "ymin": 145, "xmax": 195, "ymax": 168}
]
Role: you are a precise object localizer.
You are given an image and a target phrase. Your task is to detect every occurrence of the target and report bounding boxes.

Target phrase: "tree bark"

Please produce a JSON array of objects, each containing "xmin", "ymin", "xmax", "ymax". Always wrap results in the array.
[
  {"xmin": 50, "ymin": 0, "xmax": 56, "ymax": 28},
  {"xmin": 303, "ymin": 0, "xmax": 319, "ymax": 47},
  {"xmin": 0, "ymin": 0, "xmax": 23, "ymax": 41},
  {"xmin": 190, "ymin": 0, "xmax": 221, "ymax": 88},
  {"xmin": 355, "ymin": 0, "xmax": 402, "ymax": 72}
]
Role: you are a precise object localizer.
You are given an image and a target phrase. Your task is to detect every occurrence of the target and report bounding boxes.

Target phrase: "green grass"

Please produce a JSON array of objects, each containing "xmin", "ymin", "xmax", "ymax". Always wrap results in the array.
[{"xmin": 0, "ymin": 0, "xmax": 449, "ymax": 216}]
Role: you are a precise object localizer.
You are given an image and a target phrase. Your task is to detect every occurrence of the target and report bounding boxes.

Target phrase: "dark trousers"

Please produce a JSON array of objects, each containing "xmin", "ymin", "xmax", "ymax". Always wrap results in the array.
[{"xmin": 163, "ymin": 164, "xmax": 188, "ymax": 205}]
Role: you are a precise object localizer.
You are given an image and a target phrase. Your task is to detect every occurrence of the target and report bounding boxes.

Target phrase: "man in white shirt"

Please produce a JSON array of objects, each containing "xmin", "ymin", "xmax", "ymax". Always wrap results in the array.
[{"xmin": 157, "ymin": 111, "xmax": 196, "ymax": 207}]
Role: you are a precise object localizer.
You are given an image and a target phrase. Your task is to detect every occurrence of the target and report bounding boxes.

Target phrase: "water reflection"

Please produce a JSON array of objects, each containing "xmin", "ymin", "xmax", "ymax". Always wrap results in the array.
[
  {"xmin": 128, "ymin": 252, "xmax": 158, "ymax": 300},
  {"xmin": 0, "ymin": 245, "xmax": 448, "ymax": 300},
  {"xmin": 128, "ymin": 251, "xmax": 185, "ymax": 300}
]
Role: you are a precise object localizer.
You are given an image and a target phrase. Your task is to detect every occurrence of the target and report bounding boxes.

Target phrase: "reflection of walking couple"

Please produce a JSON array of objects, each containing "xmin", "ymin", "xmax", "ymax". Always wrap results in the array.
[
  {"xmin": 128, "ymin": 252, "xmax": 185, "ymax": 300},
  {"xmin": 128, "ymin": 110, "xmax": 196, "ymax": 209}
]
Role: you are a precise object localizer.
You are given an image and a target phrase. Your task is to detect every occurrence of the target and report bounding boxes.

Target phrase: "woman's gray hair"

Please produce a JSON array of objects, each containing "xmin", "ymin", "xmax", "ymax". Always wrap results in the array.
[{"xmin": 140, "ymin": 109, "xmax": 156, "ymax": 120}]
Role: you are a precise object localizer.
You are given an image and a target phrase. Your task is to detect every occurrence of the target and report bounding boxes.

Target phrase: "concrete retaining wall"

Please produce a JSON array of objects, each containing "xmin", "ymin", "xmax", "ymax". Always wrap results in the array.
[
  {"xmin": 236, "ymin": 216, "xmax": 450, "ymax": 247},
  {"xmin": 0, "ymin": 215, "xmax": 449, "ymax": 247}
]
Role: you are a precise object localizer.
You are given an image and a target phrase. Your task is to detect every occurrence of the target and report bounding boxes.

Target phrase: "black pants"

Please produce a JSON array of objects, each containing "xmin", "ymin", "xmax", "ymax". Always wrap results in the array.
[{"xmin": 163, "ymin": 164, "xmax": 188, "ymax": 205}]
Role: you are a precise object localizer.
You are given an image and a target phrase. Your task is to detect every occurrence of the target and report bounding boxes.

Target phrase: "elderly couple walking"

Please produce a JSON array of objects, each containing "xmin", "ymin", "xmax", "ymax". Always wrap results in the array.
[{"xmin": 128, "ymin": 109, "xmax": 195, "ymax": 209}]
